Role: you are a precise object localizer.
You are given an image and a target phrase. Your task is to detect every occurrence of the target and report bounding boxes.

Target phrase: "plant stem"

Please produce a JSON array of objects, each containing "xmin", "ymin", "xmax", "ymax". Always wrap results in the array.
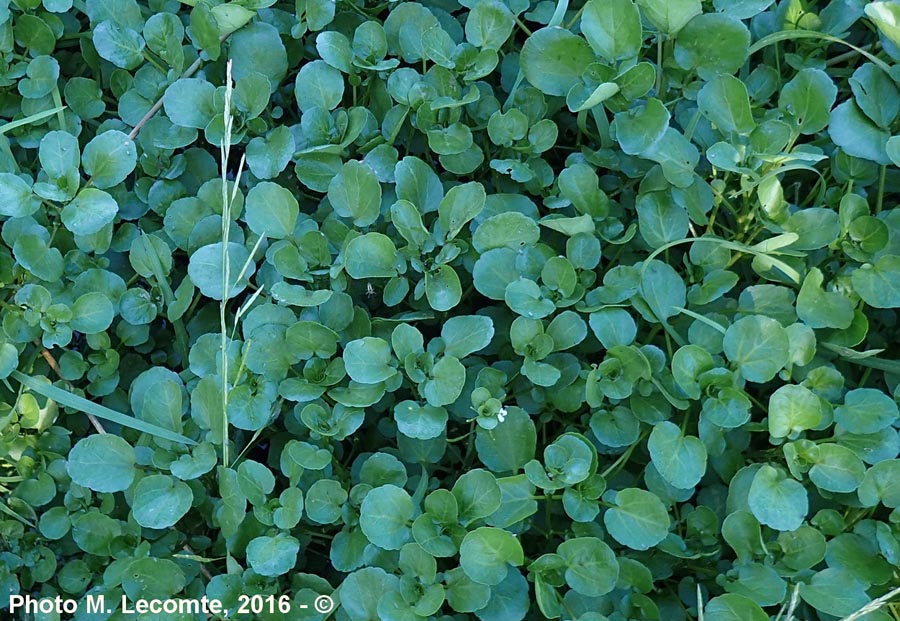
[
  {"xmin": 51, "ymin": 86, "xmax": 66, "ymax": 131},
  {"xmin": 840, "ymin": 584, "xmax": 900, "ymax": 621},
  {"xmin": 515, "ymin": 16, "xmax": 532, "ymax": 36},
  {"xmin": 36, "ymin": 341, "xmax": 106, "ymax": 435},
  {"xmin": 182, "ymin": 545, "xmax": 214, "ymax": 580},
  {"xmin": 656, "ymin": 34, "xmax": 665, "ymax": 99},
  {"xmin": 142, "ymin": 51, "xmax": 167, "ymax": 74},
  {"xmin": 126, "ymin": 33, "xmax": 232, "ymax": 142},
  {"xmin": 876, "ymin": 164, "xmax": 887, "ymax": 215},
  {"xmin": 600, "ymin": 431, "xmax": 646, "ymax": 479},
  {"xmin": 826, "ymin": 42, "xmax": 878, "ymax": 66},
  {"xmin": 220, "ymin": 60, "xmax": 235, "ymax": 469}
]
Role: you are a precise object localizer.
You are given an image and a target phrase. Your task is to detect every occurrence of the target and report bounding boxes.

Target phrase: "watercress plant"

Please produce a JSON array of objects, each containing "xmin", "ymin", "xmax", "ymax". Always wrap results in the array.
[{"xmin": 1, "ymin": 0, "xmax": 900, "ymax": 620}]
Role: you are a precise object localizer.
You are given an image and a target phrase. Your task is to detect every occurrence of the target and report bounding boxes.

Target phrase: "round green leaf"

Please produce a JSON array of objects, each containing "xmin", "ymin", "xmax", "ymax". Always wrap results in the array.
[
  {"xmin": 82, "ymin": 130, "xmax": 137, "ymax": 189},
  {"xmin": 328, "ymin": 160, "xmax": 382, "ymax": 227},
  {"xmin": 93, "ymin": 20, "xmax": 145, "ymax": 69},
  {"xmin": 71, "ymin": 511, "xmax": 120, "ymax": 555},
  {"xmin": 295, "ymin": 59, "xmax": 344, "ymax": 111},
  {"xmin": 229, "ymin": 22, "xmax": 288, "ymax": 91},
  {"xmin": 636, "ymin": 0, "xmax": 700, "ymax": 35},
  {"xmin": 245, "ymin": 181, "xmax": 299, "ymax": 239},
  {"xmin": 359, "ymin": 484, "xmax": 414, "ymax": 550},
  {"xmin": 475, "ymin": 407, "xmax": 537, "ymax": 473},
  {"xmin": 888, "ymin": 135, "xmax": 900, "ymax": 168},
  {"xmin": 246, "ymin": 534, "xmax": 301, "ymax": 576},
  {"xmin": 237, "ymin": 459, "xmax": 276, "ymax": 506},
  {"xmin": 340, "ymin": 567, "xmax": 400, "ymax": 621},
  {"xmin": 70, "ymin": 292, "xmax": 115, "ymax": 334},
  {"xmin": 246, "ymin": 125, "xmax": 295, "ymax": 180},
  {"xmin": 829, "ymin": 100, "xmax": 891, "ymax": 164},
  {"xmin": 170, "ymin": 442, "xmax": 217, "ymax": 481},
  {"xmin": 422, "ymin": 354, "xmax": 466, "ymax": 406},
  {"xmin": 796, "ymin": 267, "xmax": 854, "ymax": 329},
  {"xmin": 778, "ymin": 68, "xmax": 837, "ymax": 135},
  {"xmin": 673, "ymin": 14, "xmax": 749, "ymax": 80},
  {"xmin": 473, "ymin": 212, "xmax": 540, "ymax": 253},
  {"xmin": 67, "ymin": 434, "xmax": 136, "ymax": 493},
  {"xmin": 799, "ymin": 568, "xmax": 870, "ymax": 617},
  {"xmin": 703, "ymin": 594, "xmax": 768, "ymax": 621},
  {"xmin": 747, "ymin": 465, "xmax": 807, "ymax": 531},
  {"xmin": 426, "ymin": 265, "xmax": 462, "ymax": 312},
  {"xmin": 131, "ymin": 474, "xmax": 193, "ymax": 529},
  {"xmin": 809, "ymin": 444, "xmax": 866, "ymax": 493},
  {"xmin": 520, "ymin": 27, "xmax": 595, "ymax": 97},
  {"xmin": 122, "ymin": 558, "xmax": 185, "ymax": 600},
  {"xmin": 581, "ymin": 0, "xmax": 642, "ymax": 62},
  {"xmin": 38, "ymin": 506, "xmax": 70, "ymax": 541},
  {"xmin": 459, "ymin": 526, "xmax": 524, "ymax": 585},
  {"xmin": 557, "ymin": 537, "xmax": 618, "ymax": 597},
  {"xmin": 441, "ymin": 315, "xmax": 495, "ymax": 358},
  {"xmin": 163, "ymin": 78, "xmax": 217, "ymax": 129},
  {"xmin": 614, "ymin": 98, "xmax": 669, "ymax": 155},
  {"xmin": 697, "ymin": 74, "xmax": 756, "ymax": 135},
  {"xmin": 60, "ymin": 188, "xmax": 118, "ymax": 236},
  {"xmin": 438, "ymin": 182, "xmax": 486, "ymax": 241},
  {"xmin": 394, "ymin": 400, "xmax": 448, "ymax": 440},
  {"xmin": 452, "ymin": 469, "xmax": 501, "ymax": 522},
  {"xmin": 18, "ymin": 55, "xmax": 60, "ymax": 99},
  {"xmin": 64, "ymin": 77, "xmax": 105, "ymax": 119},
  {"xmin": 344, "ymin": 233, "xmax": 399, "ymax": 279},
  {"xmin": 603, "ymin": 488, "xmax": 670, "ymax": 550},
  {"xmin": 636, "ymin": 191, "xmax": 689, "ymax": 249},
  {"xmin": 306, "ymin": 479, "xmax": 348, "ymax": 524},
  {"xmin": 343, "ymin": 337, "xmax": 395, "ymax": 384},
  {"xmin": 188, "ymin": 242, "xmax": 256, "ymax": 301},
  {"xmin": 768, "ymin": 384, "xmax": 823, "ymax": 439},
  {"xmin": 858, "ymin": 459, "xmax": 900, "ymax": 508},
  {"xmin": 640, "ymin": 260, "xmax": 687, "ymax": 321},
  {"xmin": 722, "ymin": 315, "xmax": 790, "ymax": 383},
  {"xmin": 0, "ymin": 173, "xmax": 40, "ymax": 217},
  {"xmin": 851, "ymin": 255, "xmax": 900, "ymax": 308},
  {"xmin": 0, "ymin": 344, "xmax": 18, "ymax": 380},
  {"xmin": 648, "ymin": 421, "xmax": 707, "ymax": 489},
  {"xmin": 505, "ymin": 278, "xmax": 555, "ymax": 319},
  {"xmin": 465, "ymin": 0, "xmax": 515, "ymax": 50},
  {"xmin": 834, "ymin": 388, "xmax": 899, "ymax": 434}
]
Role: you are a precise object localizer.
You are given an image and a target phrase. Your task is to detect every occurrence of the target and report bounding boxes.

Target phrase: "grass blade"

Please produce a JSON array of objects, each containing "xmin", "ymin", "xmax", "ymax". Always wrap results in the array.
[
  {"xmin": 749, "ymin": 30, "xmax": 892, "ymax": 74},
  {"xmin": 11, "ymin": 371, "xmax": 197, "ymax": 445},
  {"xmin": 0, "ymin": 499, "xmax": 34, "ymax": 527},
  {"xmin": 821, "ymin": 343, "xmax": 900, "ymax": 375},
  {"xmin": 0, "ymin": 106, "xmax": 67, "ymax": 136},
  {"xmin": 673, "ymin": 306, "xmax": 727, "ymax": 335}
]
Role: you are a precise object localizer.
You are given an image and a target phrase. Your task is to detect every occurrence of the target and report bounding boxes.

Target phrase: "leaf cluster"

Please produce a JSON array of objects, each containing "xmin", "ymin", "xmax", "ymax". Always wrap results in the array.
[{"xmin": 1, "ymin": 1, "xmax": 900, "ymax": 621}]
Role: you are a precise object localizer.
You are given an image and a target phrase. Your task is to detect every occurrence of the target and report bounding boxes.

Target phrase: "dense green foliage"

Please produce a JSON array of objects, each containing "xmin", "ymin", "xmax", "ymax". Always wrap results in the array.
[{"xmin": 2, "ymin": 0, "xmax": 900, "ymax": 619}]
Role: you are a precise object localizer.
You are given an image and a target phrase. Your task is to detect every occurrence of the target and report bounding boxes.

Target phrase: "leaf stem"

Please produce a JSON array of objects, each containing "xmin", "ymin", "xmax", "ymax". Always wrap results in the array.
[
  {"xmin": 51, "ymin": 86, "xmax": 67, "ymax": 131},
  {"xmin": 656, "ymin": 34, "xmax": 665, "ymax": 99},
  {"xmin": 515, "ymin": 15, "xmax": 533, "ymax": 36},
  {"xmin": 220, "ymin": 60, "xmax": 235, "ymax": 468},
  {"xmin": 876, "ymin": 164, "xmax": 887, "ymax": 215},
  {"xmin": 142, "ymin": 51, "xmax": 167, "ymax": 74},
  {"xmin": 125, "ymin": 33, "xmax": 232, "ymax": 142},
  {"xmin": 36, "ymin": 342, "xmax": 106, "ymax": 435},
  {"xmin": 139, "ymin": 234, "xmax": 190, "ymax": 364},
  {"xmin": 600, "ymin": 431, "xmax": 646, "ymax": 479},
  {"xmin": 748, "ymin": 29, "xmax": 892, "ymax": 75},
  {"xmin": 821, "ymin": 342, "xmax": 900, "ymax": 375}
]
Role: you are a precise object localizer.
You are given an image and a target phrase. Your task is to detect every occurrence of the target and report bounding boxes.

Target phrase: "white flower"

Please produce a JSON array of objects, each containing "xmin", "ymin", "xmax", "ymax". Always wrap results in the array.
[{"xmin": 497, "ymin": 406, "xmax": 508, "ymax": 423}]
